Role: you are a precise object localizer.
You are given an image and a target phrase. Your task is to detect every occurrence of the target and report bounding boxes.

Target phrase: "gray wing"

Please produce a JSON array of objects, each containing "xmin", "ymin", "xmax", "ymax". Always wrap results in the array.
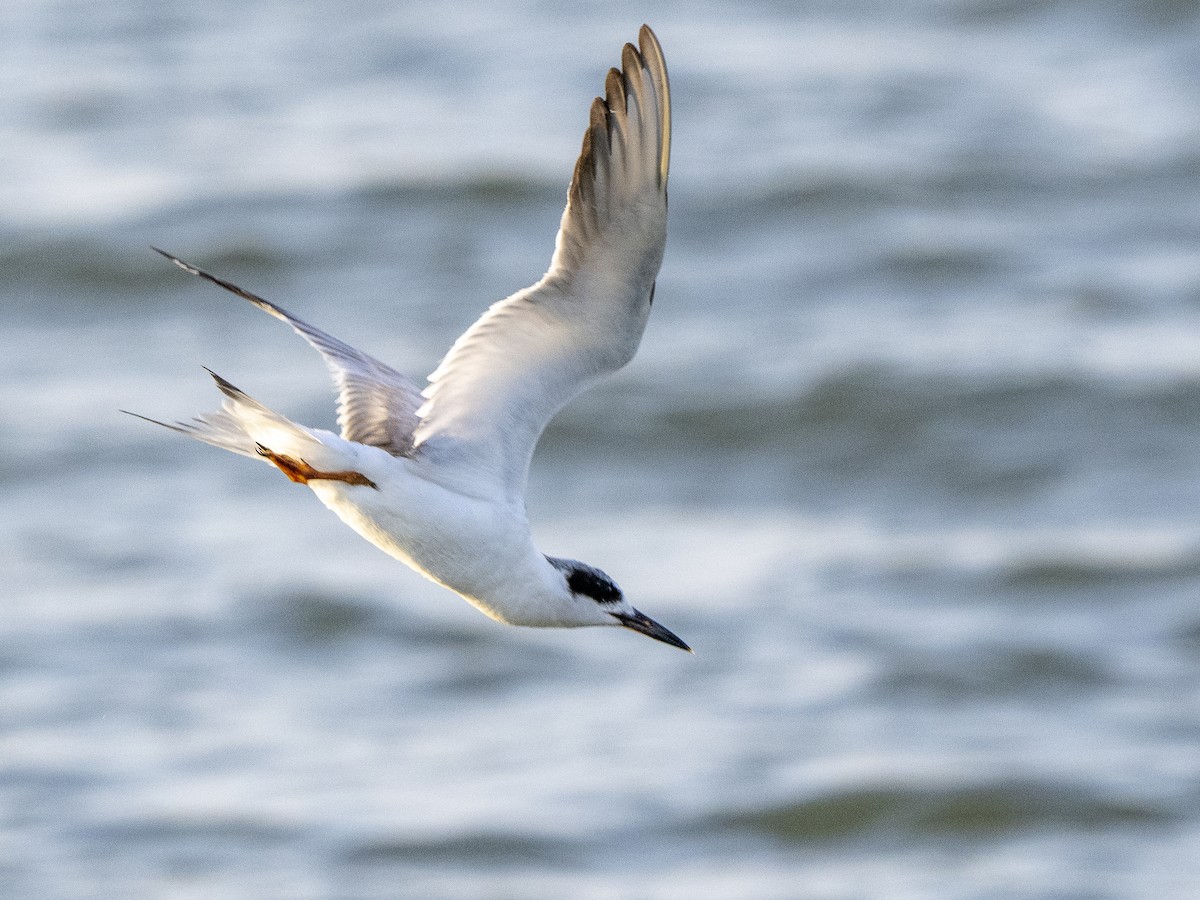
[
  {"xmin": 153, "ymin": 249, "xmax": 423, "ymax": 456},
  {"xmin": 411, "ymin": 26, "xmax": 671, "ymax": 502}
]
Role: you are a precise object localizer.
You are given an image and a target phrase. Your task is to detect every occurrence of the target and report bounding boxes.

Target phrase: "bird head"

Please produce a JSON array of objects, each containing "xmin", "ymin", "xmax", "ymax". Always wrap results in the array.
[{"xmin": 547, "ymin": 557, "xmax": 691, "ymax": 651}]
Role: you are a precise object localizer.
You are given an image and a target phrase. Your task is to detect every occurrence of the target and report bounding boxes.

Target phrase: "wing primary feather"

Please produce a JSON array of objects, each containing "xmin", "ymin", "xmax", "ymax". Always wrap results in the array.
[
  {"xmin": 570, "ymin": 123, "xmax": 596, "ymax": 214},
  {"xmin": 604, "ymin": 67, "xmax": 627, "ymax": 116},
  {"xmin": 620, "ymin": 43, "xmax": 647, "ymax": 141},
  {"xmin": 588, "ymin": 101, "xmax": 611, "ymax": 219},
  {"xmin": 637, "ymin": 25, "xmax": 671, "ymax": 187},
  {"xmin": 152, "ymin": 248, "xmax": 362, "ymax": 364},
  {"xmin": 152, "ymin": 247, "xmax": 423, "ymax": 456},
  {"xmin": 603, "ymin": 69, "xmax": 632, "ymax": 189}
]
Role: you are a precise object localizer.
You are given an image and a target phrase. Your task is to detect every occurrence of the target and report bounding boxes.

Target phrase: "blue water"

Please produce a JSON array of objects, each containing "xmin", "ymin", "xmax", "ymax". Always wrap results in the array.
[{"xmin": 5, "ymin": 2, "xmax": 1200, "ymax": 897}]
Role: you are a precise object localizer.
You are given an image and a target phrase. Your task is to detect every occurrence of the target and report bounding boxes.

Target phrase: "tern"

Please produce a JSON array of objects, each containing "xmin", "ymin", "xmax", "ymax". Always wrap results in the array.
[{"xmin": 130, "ymin": 26, "xmax": 689, "ymax": 651}]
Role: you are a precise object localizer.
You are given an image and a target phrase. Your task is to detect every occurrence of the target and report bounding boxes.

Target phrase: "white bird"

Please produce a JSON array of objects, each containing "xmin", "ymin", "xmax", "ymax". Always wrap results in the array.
[{"xmin": 130, "ymin": 26, "xmax": 689, "ymax": 651}]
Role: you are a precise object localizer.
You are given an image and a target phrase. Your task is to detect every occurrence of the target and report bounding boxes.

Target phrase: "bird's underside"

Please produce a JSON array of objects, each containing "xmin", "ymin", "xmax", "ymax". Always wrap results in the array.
[{"xmin": 127, "ymin": 26, "xmax": 688, "ymax": 650}]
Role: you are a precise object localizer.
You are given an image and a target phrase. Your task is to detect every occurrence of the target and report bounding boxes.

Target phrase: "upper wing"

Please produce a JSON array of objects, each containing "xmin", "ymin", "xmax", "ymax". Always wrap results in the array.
[
  {"xmin": 153, "ymin": 249, "xmax": 424, "ymax": 456},
  {"xmin": 412, "ymin": 25, "xmax": 671, "ymax": 503}
]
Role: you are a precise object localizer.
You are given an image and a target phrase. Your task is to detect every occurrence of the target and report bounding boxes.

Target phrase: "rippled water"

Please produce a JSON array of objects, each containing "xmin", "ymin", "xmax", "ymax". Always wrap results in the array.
[{"xmin": 5, "ymin": 1, "xmax": 1200, "ymax": 897}]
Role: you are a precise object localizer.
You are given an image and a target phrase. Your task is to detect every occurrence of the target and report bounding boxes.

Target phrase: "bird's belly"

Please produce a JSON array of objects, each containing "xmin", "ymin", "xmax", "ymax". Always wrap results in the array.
[{"xmin": 308, "ymin": 477, "xmax": 531, "ymax": 617}]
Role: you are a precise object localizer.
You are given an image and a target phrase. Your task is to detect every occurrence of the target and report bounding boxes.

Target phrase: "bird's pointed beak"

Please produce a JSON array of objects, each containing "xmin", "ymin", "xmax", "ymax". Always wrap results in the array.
[{"xmin": 613, "ymin": 609, "xmax": 692, "ymax": 652}]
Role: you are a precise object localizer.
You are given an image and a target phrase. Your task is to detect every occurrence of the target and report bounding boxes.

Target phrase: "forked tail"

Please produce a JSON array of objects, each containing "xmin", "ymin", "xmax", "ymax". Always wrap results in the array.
[{"xmin": 124, "ymin": 369, "xmax": 329, "ymax": 464}]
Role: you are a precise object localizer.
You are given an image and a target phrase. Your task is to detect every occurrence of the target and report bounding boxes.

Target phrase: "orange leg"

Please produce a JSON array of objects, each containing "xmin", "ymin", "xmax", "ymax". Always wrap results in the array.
[{"xmin": 255, "ymin": 444, "xmax": 377, "ymax": 489}]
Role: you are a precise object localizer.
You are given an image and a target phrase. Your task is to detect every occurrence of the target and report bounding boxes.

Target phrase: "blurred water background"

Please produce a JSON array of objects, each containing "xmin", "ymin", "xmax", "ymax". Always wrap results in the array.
[{"xmin": 4, "ymin": 1, "xmax": 1200, "ymax": 897}]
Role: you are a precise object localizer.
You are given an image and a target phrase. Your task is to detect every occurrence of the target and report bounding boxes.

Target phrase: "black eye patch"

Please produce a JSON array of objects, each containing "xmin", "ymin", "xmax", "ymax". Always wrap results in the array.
[{"xmin": 567, "ymin": 568, "xmax": 622, "ymax": 604}]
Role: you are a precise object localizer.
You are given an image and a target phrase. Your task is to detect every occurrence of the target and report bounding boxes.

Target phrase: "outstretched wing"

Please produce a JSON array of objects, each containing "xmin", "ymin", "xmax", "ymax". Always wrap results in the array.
[
  {"xmin": 153, "ymin": 249, "xmax": 424, "ymax": 456},
  {"xmin": 412, "ymin": 25, "xmax": 671, "ymax": 503}
]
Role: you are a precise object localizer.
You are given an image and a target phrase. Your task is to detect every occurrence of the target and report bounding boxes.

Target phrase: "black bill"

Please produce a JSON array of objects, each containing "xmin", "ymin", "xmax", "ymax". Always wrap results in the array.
[{"xmin": 612, "ymin": 609, "xmax": 692, "ymax": 652}]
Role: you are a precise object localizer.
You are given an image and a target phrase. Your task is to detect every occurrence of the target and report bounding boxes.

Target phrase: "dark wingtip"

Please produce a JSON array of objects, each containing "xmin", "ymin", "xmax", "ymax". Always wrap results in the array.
[
  {"xmin": 150, "ymin": 246, "xmax": 278, "ymax": 314},
  {"xmin": 151, "ymin": 246, "xmax": 192, "ymax": 271},
  {"xmin": 120, "ymin": 408, "xmax": 160, "ymax": 423},
  {"xmin": 120, "ymin": 408, "xmax": 187, "ymax": 434},
  {"xmin": 152, "ymin": 246, "xmax": 221, "ymax": 288}
]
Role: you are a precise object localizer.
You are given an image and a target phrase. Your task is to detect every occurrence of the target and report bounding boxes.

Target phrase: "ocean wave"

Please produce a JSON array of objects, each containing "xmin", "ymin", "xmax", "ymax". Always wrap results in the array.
[
  {"xmin": 0, "ymin": 168, "xmax": 562, "ymax": 298},
  {"xmin": 871, "ymin": 646, "xmax": 1115, "ymax": 701},
  {"xmin": 348, "ymin": 171, "xmax": 560, "ymax": 211},
  {"xmin": 345, "ymin": 831, "xmax": 577, "ymax": 866},
  {"xmin": 996, "ymin": 548, "xmax": 1200, "ymax": 590},
  {"xmin": 237, "ymin": 587, "xmax": 493, "ymax": 652},
  {"xmin": 714, "ymin": 778, "xmax": 1175, "ymax": 844},
  {"xmin": 0, "ymin": 232, "xmax": 289, "ymax": 297},
  {"xmin": 591, "ymin": 510, "xmax": 1200, "ymax": 604},
  {"xmin": 554, "ymin": 366, "xmax": 1200, "ymax": 495}
]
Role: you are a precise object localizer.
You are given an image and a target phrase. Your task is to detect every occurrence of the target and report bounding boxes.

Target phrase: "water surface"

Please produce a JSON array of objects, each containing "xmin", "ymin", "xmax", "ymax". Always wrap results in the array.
[{"xmin": 4, "ymin": 2, "xmax": 1200, "ymax": 897}]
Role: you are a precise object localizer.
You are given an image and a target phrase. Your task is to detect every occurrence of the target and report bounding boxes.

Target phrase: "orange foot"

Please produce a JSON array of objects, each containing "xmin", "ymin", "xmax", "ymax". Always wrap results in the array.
[{"xmin": 255, "ymin": 444, "xmax": 377, "ymax": 489}]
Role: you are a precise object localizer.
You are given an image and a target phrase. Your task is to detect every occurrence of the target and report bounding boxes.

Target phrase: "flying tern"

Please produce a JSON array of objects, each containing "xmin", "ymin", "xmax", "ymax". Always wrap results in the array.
[{"xmin": 131, "ymin": 25, "xmax": 688, "ymax": 651}]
